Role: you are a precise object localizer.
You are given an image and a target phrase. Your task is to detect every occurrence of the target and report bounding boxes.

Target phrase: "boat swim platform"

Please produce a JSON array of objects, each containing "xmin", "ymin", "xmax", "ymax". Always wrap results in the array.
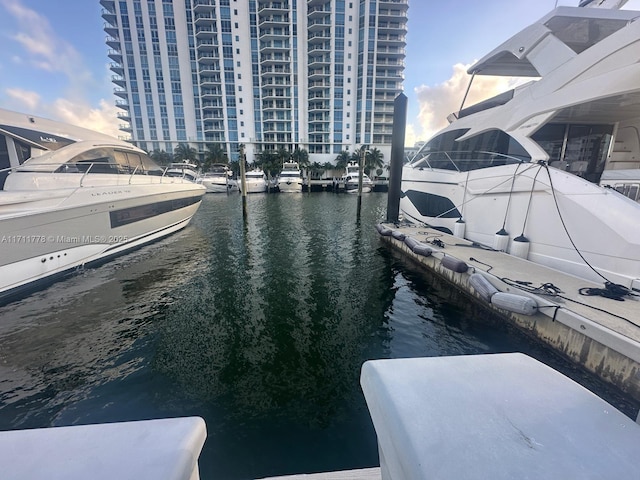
[{"xmin": 375, "ymin": 222, "xmax": 640, "ymax": 403}]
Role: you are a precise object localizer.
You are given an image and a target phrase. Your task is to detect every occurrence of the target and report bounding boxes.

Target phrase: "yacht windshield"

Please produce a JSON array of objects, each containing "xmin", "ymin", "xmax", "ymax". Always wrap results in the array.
[
  {"xmin": 410, "ymin": 129, "xmax": 530, "ymax": 171},
  {"xmin": 56, "ymin": 147, "xmax": 164, "ymax": 175}
]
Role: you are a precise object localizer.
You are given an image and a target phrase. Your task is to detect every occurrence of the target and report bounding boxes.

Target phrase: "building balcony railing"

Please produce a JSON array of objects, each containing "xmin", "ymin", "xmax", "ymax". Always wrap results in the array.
[
  {"xmin": 257, "ymin": 2, "xmax": 290, "ymax": 14},
  {"xmin": 103, "ymin": 23, "xmax": 118, "ymax": 37},
  {"xmin": 193, "ymin": 0, "xmax": 216, "ymax": 11},
  {"xmin": 198, "ymin": 52, "xmax": 220, "ymax": 64},
  {"xmin": 258, "ymin": 15, "xmax": 290, "ymax": 27},
  {"xmin": 111, "ymin": 74, "xmax": 126, "ymax": 86},
  {"xmin": 194, "ymin": 13, "xmax": 216, "ymax": 24},
  {"xmin": 107, "ymin": 49, "xmax": 122, "ymax": 62},
  {"xmin": 101, "ymin": 8, "xmax": 116, "ymax": 23},
  {"xmin": 109, "ymin": 62, "xmax": 124, "ymax": 74},
  {"xmin": 113, "ymin": 87, "xmax": 128, "ymax": 98},
  {"xmin": 195, "ymin": 26, "xmax": 216, "ymax": 37}
]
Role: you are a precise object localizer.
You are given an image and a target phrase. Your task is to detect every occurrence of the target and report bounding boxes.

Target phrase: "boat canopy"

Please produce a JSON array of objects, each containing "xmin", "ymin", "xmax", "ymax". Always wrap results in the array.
[{"xmin": 469, "ymin": 6, "xmax": 639, "ymax": 77}]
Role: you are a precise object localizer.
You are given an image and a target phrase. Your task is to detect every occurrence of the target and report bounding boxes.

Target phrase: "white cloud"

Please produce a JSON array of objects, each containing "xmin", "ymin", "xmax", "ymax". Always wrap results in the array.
[
  {"xmin": 49, "ymin": 98, "xmax": 122, "ymax": 139},
  {"xmin": 1, "ymin": 0, "xmax": 118, "ymax": 138},
  {"xmin": 5, "ymin": 88, "xmax": 40, "ymax": 111},
  {"xmin": 408, "ymin": 63, "xmax": 528, "ymax": 144}
]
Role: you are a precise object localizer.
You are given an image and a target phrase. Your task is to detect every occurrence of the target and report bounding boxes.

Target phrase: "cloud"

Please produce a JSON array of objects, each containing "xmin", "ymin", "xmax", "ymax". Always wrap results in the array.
[
  {"xmin": 2, "ymin": 0, "xmax": 88, "ymax": 81},
  {"xmin": 5, "ymin": 88, "xmax": 40, "ymax": 111},
  {"xmin": 408, "ymin": 63, "xmax": 529, "ymax": 144},
  {"xmin": 49, "ymin": 98, "xmax": 122, "ymax": 139},
  {"xmin": 0, "ymin": 0, "xmax": 118, "ymax": 137}
]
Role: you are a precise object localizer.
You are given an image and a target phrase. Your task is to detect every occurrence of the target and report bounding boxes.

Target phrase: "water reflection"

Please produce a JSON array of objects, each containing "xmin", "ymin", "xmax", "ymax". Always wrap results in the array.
[{"xmin": 153, "ymin": 194, "xmax": 394, "ymax": 429}]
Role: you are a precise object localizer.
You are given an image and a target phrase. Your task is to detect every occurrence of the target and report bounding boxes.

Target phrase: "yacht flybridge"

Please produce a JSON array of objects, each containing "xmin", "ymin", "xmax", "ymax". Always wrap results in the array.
[
  {"xmin": 0, "ymin": 108, "xmax": 205, "ymax": 303},
  {"xmin": 400, "ymin": 5, "xmax": 640, "ymax": 291}
]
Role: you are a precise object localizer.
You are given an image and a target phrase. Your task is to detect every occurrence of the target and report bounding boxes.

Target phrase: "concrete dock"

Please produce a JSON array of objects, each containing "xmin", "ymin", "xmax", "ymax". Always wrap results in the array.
[{"xmin": 375, "ymin": 222, "xmax": 640, "ymax": 403}]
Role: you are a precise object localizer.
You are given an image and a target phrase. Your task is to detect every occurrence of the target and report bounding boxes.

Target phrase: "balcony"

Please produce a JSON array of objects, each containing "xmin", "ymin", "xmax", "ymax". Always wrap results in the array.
[
  {"xmin": 258, "ymin": 2, "xmax": 290, "ymax": 14},
  {"xmin": 193, "ymin": 0, "xmax": 215, "ymax": 12},
  {"xmin": 107, "ymin": 49, "xmax": 122, "ymax": 62},
  {"xmin": 194, "ymin": 13, "xmax": 216, "ymax": 25},
  {"xmin": 115, "ymin": 99, "xmax": 129, "ymax": 110},
  {"xmin": 113, "ymin": 87, "xmax": 128, "ymax": 98},
  {"xmin": 109, "ymin": 62, "xmax": 124, "ymax": 75},
  {"xmin": 111, "ymin": 74, "xmax": 126, "ymax": 87}
]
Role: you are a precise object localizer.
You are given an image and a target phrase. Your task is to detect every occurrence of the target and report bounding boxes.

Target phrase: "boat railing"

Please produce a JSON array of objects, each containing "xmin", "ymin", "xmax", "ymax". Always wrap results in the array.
[
  {"xmin": 412, "ymin": 150, "xmax": 527, "ymax": 172},
  {"xmin": 79, "ymin": 162, "xmax": 95, "ymax": 186}
]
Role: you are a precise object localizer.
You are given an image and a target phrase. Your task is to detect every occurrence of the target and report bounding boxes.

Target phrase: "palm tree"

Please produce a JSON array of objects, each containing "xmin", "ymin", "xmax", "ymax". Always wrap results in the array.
[
  {"xmin": 365, "ymin": 147, "xmax": 384, "ymax": 176},
  {"xmin": 174, "ymin": 143, "xmax": 198, "ymax": 165},
  {"xmin": 276, "ymin": 147, "xmax": 290, "ymax": 165},
  {"xmin": 335, "ymin": 150, "xmax": 350, "ymax": 171},
  {"xmin": 203, "ymin": 143, "xmax": 227, "ymax": 172},
  {"xmin": 150, "ymin": 149, "xmax": 172, "ymax": 166},
  {"xmin": 258, "ymin": 150, "xmax": 280, "ymax": 179},
  {"xmin": 308, "ymin": 161, "xmax": 325, "ymax": 180},
  {"xmin": 336, "ymin": 150, "xmax": 350, "ymax": 171},
  {"xmin": 291, "ymin": 147, "xmax": 310, "ymax": 180}
]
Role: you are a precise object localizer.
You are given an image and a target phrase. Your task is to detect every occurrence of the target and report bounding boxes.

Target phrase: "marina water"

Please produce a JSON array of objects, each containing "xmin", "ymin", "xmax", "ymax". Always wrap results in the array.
[{"xmin": 0, "ymin": 192, "xmax": 636, "ymax": 479}]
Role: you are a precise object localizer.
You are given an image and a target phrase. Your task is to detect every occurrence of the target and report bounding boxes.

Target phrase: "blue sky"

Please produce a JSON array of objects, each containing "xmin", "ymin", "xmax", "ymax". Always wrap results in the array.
[{"xmin": 1, "ymin": 0, "xmax": 639, "ymax": 147}]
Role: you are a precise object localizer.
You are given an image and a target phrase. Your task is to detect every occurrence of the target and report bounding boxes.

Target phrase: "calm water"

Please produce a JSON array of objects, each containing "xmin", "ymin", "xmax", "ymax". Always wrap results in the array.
[{"xmin": 0, "ymin": 192, "xmax": 637, "ymax": 479}]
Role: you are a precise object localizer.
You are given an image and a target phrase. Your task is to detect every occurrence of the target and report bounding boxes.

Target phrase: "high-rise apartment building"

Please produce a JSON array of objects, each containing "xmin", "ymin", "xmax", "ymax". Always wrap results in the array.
[{"xmin": 100, "ymin": 0, "xmax": 407, "ymax": 164}]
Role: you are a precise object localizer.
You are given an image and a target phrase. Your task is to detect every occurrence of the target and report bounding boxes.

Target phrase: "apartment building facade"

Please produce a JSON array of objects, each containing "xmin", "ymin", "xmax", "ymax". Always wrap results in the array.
[{"xmin": 101, "ymin": 0, "xmax": 407, "ymax": 164}]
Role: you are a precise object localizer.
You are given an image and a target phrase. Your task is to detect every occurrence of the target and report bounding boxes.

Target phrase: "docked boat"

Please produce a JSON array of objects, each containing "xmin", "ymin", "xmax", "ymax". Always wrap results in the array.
[
  {"xmin": 243, "ymin": 169, "xmax": 268, "ymax": 193},
  {"xmin": 341, "ymin": 160, "xmax": 373, "ymax": 193},
  {"xmin": 199, "ymin": 163, "xmax": 233, "ymax": 193},
  {"xmin": 0, "ymin": 109, "xmax": 206, "ymax": 303},
  {"xmin": 276, "ymin": 161, "xmax": 303, "ymax": 193},
  {"xmin": 165, "ymin": 161, "xmax": 199, "ymax": 182},
  {"xmin": 400, "ymin": 4, "xmax": 640, "ymax": 291}
]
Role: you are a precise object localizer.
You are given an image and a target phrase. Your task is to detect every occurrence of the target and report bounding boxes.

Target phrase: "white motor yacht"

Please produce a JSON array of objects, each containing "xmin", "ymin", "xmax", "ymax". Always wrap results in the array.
[
  {"xmin": 243, "ymin": 169, "xmax": 268, "ymax": 193},
  {"xmin": 400, "ymin": 4, "xmax": 640, "ymax": 291},
  {"xmin": 277, "ymin": 161, "xmax": 303, "ymax": 193},
  {"xmin": 166, "ymin": 161, "xmax": 199, "ymax": 182},
  {"xmin": 0, "ymin": 110, "xmax": 206, "ymax": 303},
  {"xmin": 199, "ymin": 163, "xmax": 233, "ymax": 193},
  {"xmin": 341, "ymin": 160, "xmax": 373, "ymax": 193}
]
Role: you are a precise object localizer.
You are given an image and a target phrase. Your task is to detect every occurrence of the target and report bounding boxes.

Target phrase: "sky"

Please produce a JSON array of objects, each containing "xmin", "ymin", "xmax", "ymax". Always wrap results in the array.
[{"xmin": 0, "ymin": 0, "xmax": 639, "ymax": 148}]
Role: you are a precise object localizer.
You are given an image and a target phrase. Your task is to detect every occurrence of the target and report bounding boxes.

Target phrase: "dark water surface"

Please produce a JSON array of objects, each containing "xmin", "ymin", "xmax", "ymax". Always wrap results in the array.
[{"xmin": 0, "ymin": 192, "xmax": 637, "ymax": 479}]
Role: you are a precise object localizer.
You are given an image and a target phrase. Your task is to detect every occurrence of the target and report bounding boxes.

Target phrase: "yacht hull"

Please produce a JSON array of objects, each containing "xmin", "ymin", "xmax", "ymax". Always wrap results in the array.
[
  {"xmin": 200, "ymin": 180, "xmax": 229, "ymax": 193},
  {"xmin": 278, "ymin": 181, "xmax": 303, "ymax": 193},
  {"xmin": 400, "ymin": 163, "xmax": 640, "ymax": 288},
  {"xmin": 0, "ymin": 186, "xmax": 204, "ymax": 302},
  {"xmin": 244, "ymin": 182, "xmax": 267, "ymax": 193},
  {"xmin": 344, "ymin": 182, "xmax": 372, "ymax": 194}
]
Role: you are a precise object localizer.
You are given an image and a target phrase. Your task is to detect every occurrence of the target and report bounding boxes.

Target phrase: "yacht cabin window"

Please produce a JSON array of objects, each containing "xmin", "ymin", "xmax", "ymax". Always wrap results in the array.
[
  {"xmin": 411, "ymin": 129, "xmax": 530, "ymax": 171},
  {"xmin": 56, "ymin": 147, "xmax": 163, "ymax": 175},
  {"xmin": 531, "ymin": 123, "xmax": 613, "ymax": 183}
]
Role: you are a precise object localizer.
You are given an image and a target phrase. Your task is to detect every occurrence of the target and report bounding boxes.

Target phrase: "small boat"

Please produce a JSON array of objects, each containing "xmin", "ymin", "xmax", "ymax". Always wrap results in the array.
[
  {"xmin": 199, "ymin": 163, "xmax": 233, "ymax": 193},
  {"xmin": 341, "ymin": 160, "xmax": 373, "ymax": 193},
  {"xmin": 0, "ymin": 108, "xmax": 206, "ymax": 303},
  {"xmin": 243, "ymin": 169, "xmax": 268, "ymax": 193},
  {"xmin": 276, "ymin": 161, "xmax": 303, "ymax": 193},
  {"xmin": 400, "ymin": 4, "xmax": 640, "ymax": 291}
]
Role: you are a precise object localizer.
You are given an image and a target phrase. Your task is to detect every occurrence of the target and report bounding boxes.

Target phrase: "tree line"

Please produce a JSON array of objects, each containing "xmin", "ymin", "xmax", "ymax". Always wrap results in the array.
[{"xmin": 149, "ymin": 143, "xmax": 386, "ymax": 179}]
